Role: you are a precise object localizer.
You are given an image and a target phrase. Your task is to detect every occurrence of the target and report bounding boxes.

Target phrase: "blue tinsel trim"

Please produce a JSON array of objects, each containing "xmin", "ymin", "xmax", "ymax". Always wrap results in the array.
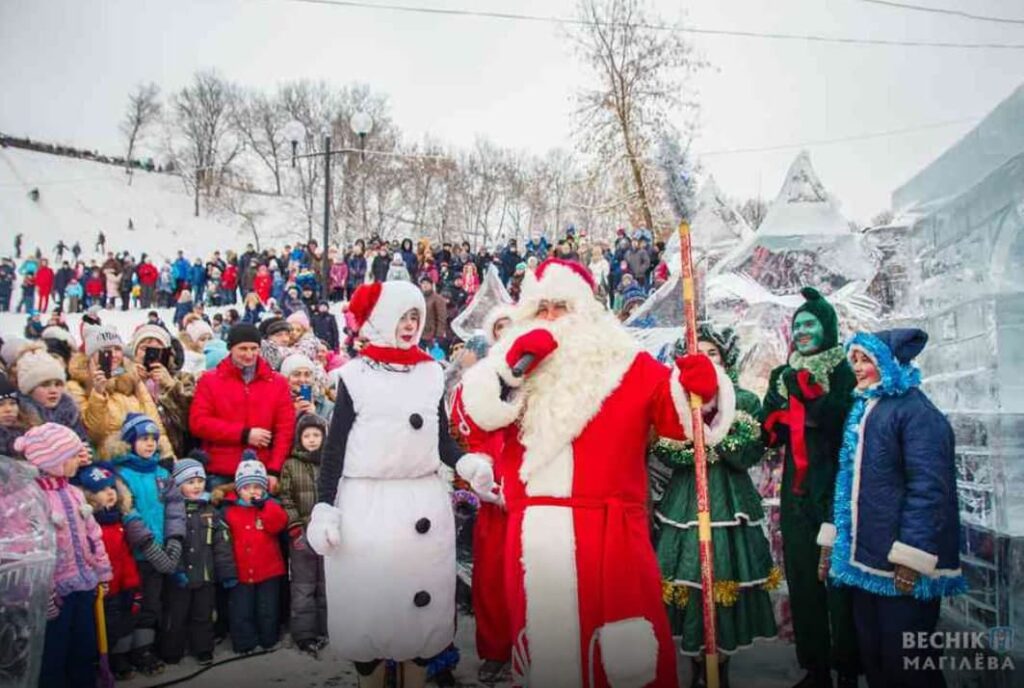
[{"xmin": 830, "ymin": 333, "xmax": 966, "ymax": 600}]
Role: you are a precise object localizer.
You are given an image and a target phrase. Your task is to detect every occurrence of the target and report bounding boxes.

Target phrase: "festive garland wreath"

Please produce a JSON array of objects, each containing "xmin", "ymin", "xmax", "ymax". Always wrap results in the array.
[{"xmin": 651, "ymin": 411, "xmax": 761, "ymax": 468}]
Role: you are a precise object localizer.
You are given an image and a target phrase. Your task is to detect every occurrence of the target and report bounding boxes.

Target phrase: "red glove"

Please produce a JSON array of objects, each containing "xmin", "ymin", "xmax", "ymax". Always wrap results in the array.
[
  {"xmin": 505, "ymin": 329, "xmax": 558, "ymax": 377},
  {"xmin": 675, "ymin": 354, "xmax": 718, "ymax": 402}
]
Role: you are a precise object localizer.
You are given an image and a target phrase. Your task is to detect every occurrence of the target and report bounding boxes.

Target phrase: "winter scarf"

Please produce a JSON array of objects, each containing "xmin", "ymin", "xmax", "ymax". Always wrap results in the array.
[
  {"xmin": 360, "ymin": 344, "xmax": 433, "ymax": 366},
  {"xmin": 778, "ymin": 344, "xmax": 846, "ymax": 397},
  {"xmin": 829, "ymin": 332, "xmax": 966, "ymax": 600}
]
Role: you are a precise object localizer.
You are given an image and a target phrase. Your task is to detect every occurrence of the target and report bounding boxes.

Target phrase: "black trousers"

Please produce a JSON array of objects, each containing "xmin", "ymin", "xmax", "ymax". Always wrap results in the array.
[
  {"xmin": 105, "ymin": 590, "xmax": 136, "ymax": 655},
  {"xmin": 160, "ymin": 583, "xmax": 216, "ymax": 661},
  {"xmin": 229, "ymin": 578, "xmax": 281, "ymax": 653},
  {"xmin": 289, "ymin": 543, "xmax": 327, "ymax": 643},
  {"xmin": 136, "ymin": 561, "xmax": 164, "ymax": 633},
  {"xmin": 851, "ymin": 588, "xmax": 944, "ymax": 688}
]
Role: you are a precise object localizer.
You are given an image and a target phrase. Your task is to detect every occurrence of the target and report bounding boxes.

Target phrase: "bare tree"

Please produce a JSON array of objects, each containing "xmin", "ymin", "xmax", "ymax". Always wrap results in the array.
[
  {"xmin": 232, "ymin": 90, "xmax": 287, "ymax": 194},
  {"xmin": 120, "ymin": 83, "xmax": 161, "ymax": 185},
  {"xmin": 572, "ymin": 0, "xmax": 703, "ymax": 232},
  {"xmin": 168, "ymin": 71, "xmax": 239, "ymax": 217}
]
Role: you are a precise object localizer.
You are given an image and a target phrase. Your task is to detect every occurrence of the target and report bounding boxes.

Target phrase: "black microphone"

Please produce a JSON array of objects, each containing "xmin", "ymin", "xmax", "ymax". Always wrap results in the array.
[{"xmin": 511, "ymin": 353, "xmax": 536, "ymax": 378}]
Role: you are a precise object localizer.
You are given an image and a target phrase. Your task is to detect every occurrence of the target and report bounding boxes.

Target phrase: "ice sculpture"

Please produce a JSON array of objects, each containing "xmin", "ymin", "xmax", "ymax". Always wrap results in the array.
[
  {"xmin": 660, "ymin": 176, "xmax": 755, "ymax": 276},
  {"xmin": 0, "ymin": 457, "xmax": 56, "ymax": 688},
  {"xmin": 449, "ymin": 265, "xmax": 513, "ymax": 342},
  {"xmin": 881, "ymin": 83, "xmax": 1024, "ymax": 646}
]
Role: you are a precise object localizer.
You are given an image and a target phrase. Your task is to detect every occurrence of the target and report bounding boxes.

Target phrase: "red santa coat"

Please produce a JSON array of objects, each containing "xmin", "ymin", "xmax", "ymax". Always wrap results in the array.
[{"xmin": 458, "ymin": 322, "xmax": 705, "ymax": 688}]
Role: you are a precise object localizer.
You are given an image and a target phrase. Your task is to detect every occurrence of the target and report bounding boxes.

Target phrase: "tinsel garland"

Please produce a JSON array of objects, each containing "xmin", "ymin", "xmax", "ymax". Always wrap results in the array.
[
  {"xmin": 652, "ymin": 411, "xmax": 760, "ymax": 468},
  {"xmin": 662, "ymin": 567, "xmax": 781, "ymax": 610},
  {"xmin": 777, "ymin": 344, "xmax": 847, "ymax": 398}
]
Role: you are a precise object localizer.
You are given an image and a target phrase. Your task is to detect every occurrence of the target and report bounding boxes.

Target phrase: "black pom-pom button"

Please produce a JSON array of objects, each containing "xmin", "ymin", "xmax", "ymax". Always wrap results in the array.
[
  {"xmin": 413, "ymin": 591, "xmax": 431, "ymax": 607},
  {"xmin": 409, "ymin": 413, "xmax": 423, "ymax": 429},
  {"xmin": 415, "ymin": 518, "xmax": 431, "ymax": 534}
]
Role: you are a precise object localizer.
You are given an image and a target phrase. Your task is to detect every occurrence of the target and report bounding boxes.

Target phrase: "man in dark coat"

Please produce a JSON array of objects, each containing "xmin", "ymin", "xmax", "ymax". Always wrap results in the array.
[{"xmin": 310, "ymin": 302, "xmax": 340, "ymax": 352}]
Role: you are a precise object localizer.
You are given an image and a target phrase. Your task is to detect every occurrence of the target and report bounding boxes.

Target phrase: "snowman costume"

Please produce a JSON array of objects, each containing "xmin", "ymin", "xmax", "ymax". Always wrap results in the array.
[{"xmin": 307, "ymin": 281, "xmax": 492, "ymax": 680}]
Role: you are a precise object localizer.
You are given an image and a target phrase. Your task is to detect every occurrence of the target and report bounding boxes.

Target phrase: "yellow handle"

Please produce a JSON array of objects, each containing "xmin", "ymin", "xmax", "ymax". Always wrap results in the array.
[{"xmin": 95, "ymin": 586, "xmax": 108, "ymax": 654}]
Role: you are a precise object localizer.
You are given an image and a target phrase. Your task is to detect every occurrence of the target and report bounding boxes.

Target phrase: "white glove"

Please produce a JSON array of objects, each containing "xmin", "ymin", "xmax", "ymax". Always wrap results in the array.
[
  {"xmin": 456, "ymin": 453, "xmax": 496, "ymax": 501},
  {"xmin": 306, "ymin": 502, "xmax": 342, "ymax": 555}
]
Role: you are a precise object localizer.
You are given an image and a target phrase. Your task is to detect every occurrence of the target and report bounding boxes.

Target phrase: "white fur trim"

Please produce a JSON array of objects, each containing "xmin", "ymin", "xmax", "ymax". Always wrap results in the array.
[
  {"xmin": 517, "ymin": 262, "xmax": 602, "ymax": 321},
  {"xmin": 362, "ymin": 281, "xmax": 426, "ymax": 348},
  {"xmin": 594, "ymin": 617, "xmax": 659, "ymax": 688},
  {"xmin": 817, "ymin": 522, "xmax": 837, "ymax": 547},
  {"xmin": 670, "ymin": 366, "xmax": 735, "ymax": 448},
  {"xmin": 524, "ymin": 445, "xmax": 574, "ymax": 498},
  {"xmin": 459, "ymin": 356, "xmax": 522, "ymax": 431},
  {"xmin": 522, "ymin": 505, "xmax": 582, "ymax": 687},
  {"xmin": 888, "ymin": 540, "xmax": 939, "ymax": 576}
]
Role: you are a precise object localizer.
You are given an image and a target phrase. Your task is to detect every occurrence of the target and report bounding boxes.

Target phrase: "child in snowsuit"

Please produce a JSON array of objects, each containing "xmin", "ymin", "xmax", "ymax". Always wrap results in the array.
[
  {"xmin": 109, "ymin": 412, "xmax": 185, "ymax": 675},
  {"xmin": 77, "ymin": 462, "xmax": 142, "ymax": 680},
  {"xmin": 160, "ymin": 452, "xmax": 238, "ymax": 665},
  {"xmin": 224, "ymin": 452, "xmax": 288, "ymax": 653},
  {"xmin": 0, "ymin": 375, "xmax": 29, "ymax": 456},
  {"xmin": 16, "ymin": 423, "xmax": 112, "ymax": 688},
  {"xmin": 280, "ymin": 414, "xmax": 329, "ymax": 655}
]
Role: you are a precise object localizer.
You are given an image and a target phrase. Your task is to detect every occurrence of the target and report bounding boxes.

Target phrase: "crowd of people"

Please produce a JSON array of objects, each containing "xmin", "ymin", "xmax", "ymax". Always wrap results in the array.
[{"xmin": 0, "ymin": 230, "xmax": 967, "ymax": 688}]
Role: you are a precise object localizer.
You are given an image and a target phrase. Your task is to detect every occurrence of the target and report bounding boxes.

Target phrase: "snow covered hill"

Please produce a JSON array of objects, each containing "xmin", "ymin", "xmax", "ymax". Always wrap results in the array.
[{"xmin": 0, "ymin": 146, "xmax": 304, "ymax": 261}]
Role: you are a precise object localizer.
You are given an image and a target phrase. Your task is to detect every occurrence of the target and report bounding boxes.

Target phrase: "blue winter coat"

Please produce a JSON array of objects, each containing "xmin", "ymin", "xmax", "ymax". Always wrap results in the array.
[
  {"xmin": 112, "ymin": 453, "xmax": 172, "ymax": 557},
  {"xmin": 190, "ymin": 262, "xmax": 207, "ymax": 289},
  {"xmin": 172, "ymin": 258, "xmax": 191, "ymax": 283},
  {"xmin": 829, "ymin": 329, "xmax": 966, "ymax": 600}
]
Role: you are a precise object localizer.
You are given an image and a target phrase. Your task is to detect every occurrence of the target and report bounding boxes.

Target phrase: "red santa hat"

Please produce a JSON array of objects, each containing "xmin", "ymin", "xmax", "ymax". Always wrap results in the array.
[
  {"xmin": 516, "ymin": 258, "xmax": 602, "ymax": 320},
  {"xmin": 348, "ymin": 281, "xmax": 426, "ymax": 347}
]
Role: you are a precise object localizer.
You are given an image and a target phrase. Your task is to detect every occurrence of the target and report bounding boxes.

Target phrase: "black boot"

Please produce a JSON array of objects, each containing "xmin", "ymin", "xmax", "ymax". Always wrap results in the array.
[
  {"xmin": 792, "ymin": 667, "xmax": 833, "ymax": 688},
  {"xmin": 689, "ymin": 658, "xmax": 707, "ymax": 688},
  {"xmin": 836, "ymin": 673, "xmax": 858, "ymax": 688},
  {"xmin": 720, "ymin": 657, "xmax": 731, "ymax": 688}
]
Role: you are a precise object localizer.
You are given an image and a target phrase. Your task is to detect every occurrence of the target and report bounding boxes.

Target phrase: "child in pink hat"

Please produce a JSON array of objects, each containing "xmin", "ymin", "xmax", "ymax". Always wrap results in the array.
[{"xmin": 15, "ymin": 422, "xmax": 112, "ymax": 688}]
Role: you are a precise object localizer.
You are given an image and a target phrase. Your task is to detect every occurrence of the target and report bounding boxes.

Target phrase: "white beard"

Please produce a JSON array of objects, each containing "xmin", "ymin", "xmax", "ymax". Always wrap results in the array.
[{"xmin": 495, "ymin": 311, "xmax": 641, "ymax": 485}]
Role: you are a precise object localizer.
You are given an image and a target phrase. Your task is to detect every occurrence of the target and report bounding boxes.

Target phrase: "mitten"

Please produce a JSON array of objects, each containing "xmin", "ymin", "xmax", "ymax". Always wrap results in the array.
[
  {"xmin": 505, "ymin": 329, "xmax": 558, "ymax": 377},
  {"xmin": 675, "ymin": 353, "xmax": 718, "ymax": 403},
  {"xmin": 173, "ymin": 572, "xmax": 189, "ymax": 589},
  {"xmin": 221, "ymin": 577, "xmax": 238, "ymax": 590},
  {"xmin": 46, "ymin": 593, "xmax": 61, "ymax": 620},
  {"xmin": 306, "ymin": 503, "xmax": 342, "ymax": 555},
  {"xmin": 455, "ymin": 453, "xmax": 496, "ymax": 500},
  {"xmin": 289, "ymin": 525, "xmax": 307, "ymax": 551}
]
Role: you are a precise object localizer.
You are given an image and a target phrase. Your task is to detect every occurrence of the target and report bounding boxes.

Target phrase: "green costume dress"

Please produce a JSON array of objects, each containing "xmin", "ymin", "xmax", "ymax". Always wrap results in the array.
[
  {"xmin": 761, "ymin": 287, "xmax": 859, "ymax": 678},
  {"xmin": 654, "ymin": 375, "xmax": 779, "ymax": 654}
]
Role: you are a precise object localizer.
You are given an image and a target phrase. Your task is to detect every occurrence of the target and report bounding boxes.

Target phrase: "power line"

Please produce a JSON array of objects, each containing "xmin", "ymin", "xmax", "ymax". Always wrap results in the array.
[
  {"xmin": 278, "ymin": 0, "xmax": 1024, "ymax": 49},
  {"xmin": 855, "ymin": 0, "xmax": 1024, "ymax": 26},
  {"xmin": 696, "ymin": 116, "xmax": 980, "ymax": 157}
]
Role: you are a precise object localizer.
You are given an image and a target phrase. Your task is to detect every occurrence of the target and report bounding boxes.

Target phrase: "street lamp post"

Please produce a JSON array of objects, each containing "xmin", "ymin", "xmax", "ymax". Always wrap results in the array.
[{"xmin": 283, "ymin": 113, "xmax": 374, "ymax": 296}]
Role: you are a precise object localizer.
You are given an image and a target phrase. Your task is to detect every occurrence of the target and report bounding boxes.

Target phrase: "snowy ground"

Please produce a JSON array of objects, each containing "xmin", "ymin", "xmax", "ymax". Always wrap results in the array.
[{"xmin": 116, "ymin": 611, "xmax": 804, "ymax": 688}]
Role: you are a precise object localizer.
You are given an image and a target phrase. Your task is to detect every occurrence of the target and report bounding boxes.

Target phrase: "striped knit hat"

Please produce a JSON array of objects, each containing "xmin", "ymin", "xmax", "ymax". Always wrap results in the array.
[
  {"xmin": 13, "ymin": 423, "xmax": 83, "ymax": 476},
  {"xmin": 121, "ymin": 413, "xmax": 161, "ymax": 445},
  {"xmin": 172, "ymin": 457, "xmax": 207, "ymax": 486},
  {"xmin": 234, "ymin": 450, "xmax": 268, "ymax": 491}
]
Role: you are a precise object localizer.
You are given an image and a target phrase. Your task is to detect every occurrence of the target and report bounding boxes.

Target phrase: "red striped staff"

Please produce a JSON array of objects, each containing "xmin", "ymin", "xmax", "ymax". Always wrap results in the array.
[{"xmin": 677, "ymin": 220, "xmax": 719, "ymax": 688}]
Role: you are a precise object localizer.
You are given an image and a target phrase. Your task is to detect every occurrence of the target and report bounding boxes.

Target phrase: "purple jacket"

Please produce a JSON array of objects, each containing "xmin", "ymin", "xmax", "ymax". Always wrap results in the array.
[{"xmin": 37, "ymin": 476, "xmax": 112, "ymax": 598}]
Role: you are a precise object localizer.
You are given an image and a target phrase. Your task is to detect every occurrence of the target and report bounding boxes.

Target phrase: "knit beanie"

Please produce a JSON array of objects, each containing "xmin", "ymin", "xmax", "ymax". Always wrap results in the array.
[
  {"xmin": 13, "ymin": 423, "xmax": 83, "ymax": 476},
  {"xmin": 186, "ymin": 319, "xmax": 214, "ymax": 342},
  {"xmin": 204, "ymin": 339, "xmax": 229, "ymax": 370},
  {"xmin": 121, "ymin": 412, "xmax": 161, "ymax": 445},
  {"xmin": 296, "ymin": 413, "xmax": 327, "ymax": 446},
  {"xmin": 77, "ymin": 464, "xmax": 117, "ymax": 493},
  {"xmin": 172, "ymin": 457, "xmax": 207, "ymax": 487},
  {"xmin": 129, "ymin": 323, "xmax": 171, "ymax": 356},
  {"xmin": 234, "ymin": 450, "xmax": 268, "ymax": 491},
  {"xmin": 227, "ymin": 323, "xmax": 261, "ymax": 350},
  {"xmin": 286, "ymin": 311, "xmax": 310, "ymax": 330},
  {"xmin": 280, "ymin": 353, "xmax": 315, "ymax": 379},
  {"xmin": 0, "ymin": 375, "xmax": 16, "ymax": 403},
  {"xmin": 16, "ymin": 349, "xmax": 66, "ymax": 394},
  {"xmin": 0, "ymin": 338, "xmax": 28, "ymax": 367},
  {"xmin": 84, "ymin": 324, "xmax": 124, "ymax": 357},
  {"xmin": 792, "ymin": 287, "xmax": 839, "ymax": 351}
]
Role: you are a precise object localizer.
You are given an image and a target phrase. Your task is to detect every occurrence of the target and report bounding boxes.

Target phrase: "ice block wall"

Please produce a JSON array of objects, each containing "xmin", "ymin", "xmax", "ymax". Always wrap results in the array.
[{"xmin": 890, "ymin": 150, "xmax": 1024, "ymax": 653}]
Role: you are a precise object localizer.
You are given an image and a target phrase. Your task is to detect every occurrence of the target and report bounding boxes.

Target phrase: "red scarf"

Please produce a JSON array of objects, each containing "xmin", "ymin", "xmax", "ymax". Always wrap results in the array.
[{"xmin": 360, "ymin": 344, "xmax": 433, "ymax": 365}]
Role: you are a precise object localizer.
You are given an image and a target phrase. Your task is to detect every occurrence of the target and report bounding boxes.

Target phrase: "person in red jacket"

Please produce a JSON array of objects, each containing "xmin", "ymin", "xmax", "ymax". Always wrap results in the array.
[
  {"xmin": 35, "ymin": 258, "xmax": 55, "ymax": 312},
  {"xmin": 84, "ymin": 268, "xmax": 105, "ymax": 308},
  {"xmin": 253, "ymin": 265, "xmax": 272, "ymax": 304},
  {"xmin": 77, "ymin": 464, "xmax": 142, "ymax": 680},
  {"xmin": 136, "ymin": 259, "xmax": 159, "ymax": 309},
  {"xmin": 189, "ymin": 323, "xmax": 295, "ymax": 490},
  {"xmin": 221, "ymin": 263, "xmax": 239, "ymax": 305},
  {"xmin": 223, "ymin": 454, "xmax": 288, "ymax": 654}
]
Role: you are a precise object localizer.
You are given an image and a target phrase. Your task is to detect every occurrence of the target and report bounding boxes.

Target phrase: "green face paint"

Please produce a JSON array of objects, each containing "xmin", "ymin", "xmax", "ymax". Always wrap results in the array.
[{"xmin": 792, "ymin": 312, "xmax": 825, "ymax": 355}]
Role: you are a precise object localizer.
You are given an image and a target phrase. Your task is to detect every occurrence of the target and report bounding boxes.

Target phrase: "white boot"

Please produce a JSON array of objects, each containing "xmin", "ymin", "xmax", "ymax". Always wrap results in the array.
[
  {"xmin": 357, "ymin": 662, "xmax": 386, "ymax": 688},
  {"xmin": 399, "ymin": 661, "xmax": 428, "ymax": 688}
]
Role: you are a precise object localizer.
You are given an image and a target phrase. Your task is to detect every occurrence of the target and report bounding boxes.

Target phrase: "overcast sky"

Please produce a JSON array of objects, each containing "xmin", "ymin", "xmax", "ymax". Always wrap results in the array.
[{"xmin": 2, "ymin": 0, "xmax": 1023, "ymax": 223}]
